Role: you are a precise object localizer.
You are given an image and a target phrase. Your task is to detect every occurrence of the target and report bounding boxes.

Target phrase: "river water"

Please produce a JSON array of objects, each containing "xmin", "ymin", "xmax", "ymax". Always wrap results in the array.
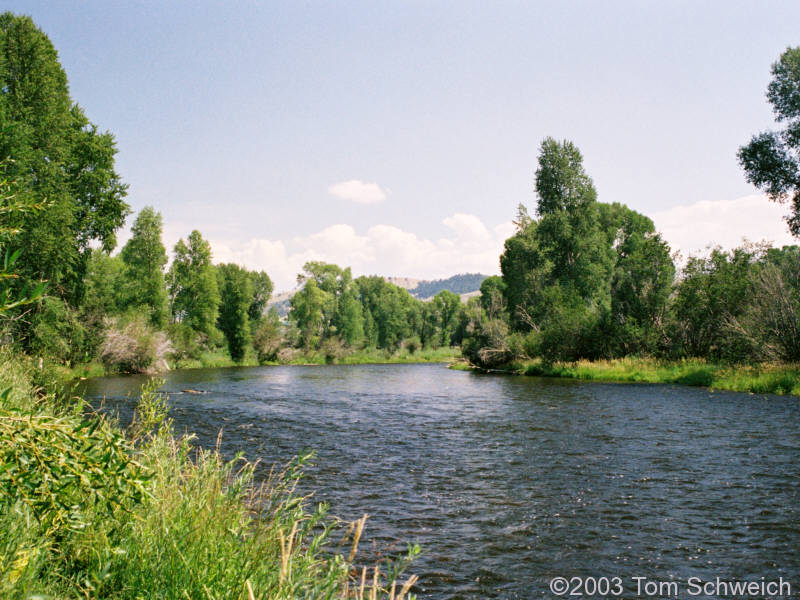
[{"xmin": 82, "ymin": 363, "xmax": 799, "ymax": 599}]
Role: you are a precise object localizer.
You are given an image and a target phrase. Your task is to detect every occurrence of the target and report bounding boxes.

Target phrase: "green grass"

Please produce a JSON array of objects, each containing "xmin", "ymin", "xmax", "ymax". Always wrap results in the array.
[
  {"xmin": 172, "ymin": 349, "xmax": 258, "ymax": 370},
  {"xmin": 453, "ymin": 356, "xmax": 800, "ymax": 396},
  {"xmin": 0, "ymin": 350, "xmax": 420, "ymax": 599},
  {"xmin": 195, "ymin": 346, "xmax": 461, "ymax": 368}
]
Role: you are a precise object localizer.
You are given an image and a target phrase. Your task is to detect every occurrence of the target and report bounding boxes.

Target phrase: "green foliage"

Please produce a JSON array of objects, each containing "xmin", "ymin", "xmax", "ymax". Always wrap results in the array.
[
  {"xmin": 725, "ymin": 260, "xmax": 800, "ymax": 362},
  {"xmin": 739, "ymin": 46, "xmax": 800, "ymax": 235},
  {"xmin": 217, "ymin": 263, "xmax": 254, "ymax": 361},
  {"xmin": 535, "ymin": 137, "xmax": 597, "ymax": 214},
  {"xmin": 168, "ymin": 230, "xmax": 221, "ymax": 337},
  {"xmin": 473, "ymin": 138, "xmax": 676, "ymax": 367},
  {"xmin": 430, "ymin": 289, "xmax": 461, "ymax": 347},
  {"xmin": 248, "ymin": 269, "xmax": 274, "ymax": 321},
  {"xmin": 0, "ymin": 13, "xmax": 128, "ymax": 304},
  {"xmin": 252, "ymin": 308, "xmax": 283, "ymax": 364},
  {"xmin": 0, "ymin": 173, "xmax": 46, "ymax": 322},
  {"xmin": 120, "ymin": 207, "xmax": 169, "ymax": 327},
  {"xmin": 492, "ymin": 356, "xmax": 800, "ymax": 396},
  {"xmin": 0, "ymin": 391, "xmax": 149, "ymax": 537},
  {"xmin": 28, "ymin": 296, "xmax": 86, "ymax": 363},
  {"xmin": 669, "ymin": 246, "xmax": 756, "ymax": 360}
]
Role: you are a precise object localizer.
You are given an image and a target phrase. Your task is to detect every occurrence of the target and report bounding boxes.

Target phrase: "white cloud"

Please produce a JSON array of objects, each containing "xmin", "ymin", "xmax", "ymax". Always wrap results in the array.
[
  {"xmin": 651, "ymin": 194, "xmax": 795, "ymax": 258},
  {"xmin": 206, "ymin": 214, "xmax": 513, "ymax": 291},
  {"xmin": 327, "ymin": 179, "xmax": 387, "ymax": 204}
]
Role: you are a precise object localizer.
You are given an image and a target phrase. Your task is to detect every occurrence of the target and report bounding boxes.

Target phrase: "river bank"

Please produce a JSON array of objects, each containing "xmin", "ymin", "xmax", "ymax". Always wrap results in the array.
[
  {"xmin": 60, "ymin": 346, "xmax": 461, "ymax": 380},
  {"xmin": 451, "ymin": 357, "xmax": 800, "ymax": 395}
]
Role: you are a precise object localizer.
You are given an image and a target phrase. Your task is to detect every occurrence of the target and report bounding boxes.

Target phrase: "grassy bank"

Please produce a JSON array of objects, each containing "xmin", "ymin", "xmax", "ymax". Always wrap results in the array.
[
  {"xmin": 453, "ymin": 357, "xmax": 800, "ymax": 395},
  {"xmin": 269, "ymin": 346, "xmax": 460, "ymax": 366},
  {"xmin": 0, "ymin": 351, "xmax": 419, "ymax": 599},
  {"xmin": 67, "ymin": 346, "xmax": 462, "ymax": 376}
]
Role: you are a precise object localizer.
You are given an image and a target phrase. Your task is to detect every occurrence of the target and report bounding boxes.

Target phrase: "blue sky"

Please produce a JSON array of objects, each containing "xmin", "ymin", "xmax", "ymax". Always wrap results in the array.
[{"xmin": 8, "ymin": 1, "xmax": 800, "ymax": 289}]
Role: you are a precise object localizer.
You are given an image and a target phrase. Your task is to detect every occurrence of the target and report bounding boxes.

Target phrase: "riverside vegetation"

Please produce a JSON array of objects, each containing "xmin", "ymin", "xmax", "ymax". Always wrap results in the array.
[{"xmin": 454, "ymin": 46, "xmax": 800, "ymax": 395}]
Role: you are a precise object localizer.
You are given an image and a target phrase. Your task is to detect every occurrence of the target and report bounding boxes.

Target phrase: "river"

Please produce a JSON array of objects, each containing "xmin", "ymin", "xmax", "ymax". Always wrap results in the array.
[{"xmin": 82, "ymin": 363, "xmax": 800, "ymax": 599}]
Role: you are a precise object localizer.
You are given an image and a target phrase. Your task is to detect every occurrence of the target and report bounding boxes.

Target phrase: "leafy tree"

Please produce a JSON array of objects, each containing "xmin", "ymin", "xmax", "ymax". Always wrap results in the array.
[
  {"xmin": 479, "ymin": 275, "xmax": 506, "ymax": 313},
  {"xmin": 120, "ymin": 207, "xmax": 168, "ymax": 327},
  {"xmin": 599, "ymin": 203, "xmax": 674, "ymax": 355},
  {"xmin": 289, "ymin": 278, "xmax": 331, "ymax": 349},
  {"xmin": 168, "ymin": 230, "xmax": 220, "ymax": 337},
  {"xmin": 430, "ymin": 290, "xmax": 461, "ymax": 346},
  {"xmin": 0, "ymin": 13, "xmax": 128, "ymax": 303},
  {"xmin": 252, "ymin": 307, "xmax": 282, "ymax": 364},
  {"xmin": 669, "ymin": 247, "xmax": 757, "ymax": 359},
  {"xmin": 355, "ymin": 276, "xmax": 419, "ymax": 350},
  {"xmin": 83, "ymin": 249, "xmax": 124, "ymax": 316},
  {"xmin": 0, "ymin": 170, "xmax": 46, "ymax": 321},
  {"xmin": 535, "ymin": 138, "xmax": 597, "ymax": 214},
  {"xmin": 501, "ymin": 138, "xmax": 613, "ymax": 335},
  {"xmin": 247, "ymin": 270, "xmax": 273, "ymax": 322},
  {"xmin": 216, "ymin": 263, "xmax": 253, "ymax": 361},
  {"xmin": 332, "ymin": 286, "xmax": 364, "ymax": 346},
  {"xmin": 738, "ymin": 47, "xmax": 800, "ymax": 235}
]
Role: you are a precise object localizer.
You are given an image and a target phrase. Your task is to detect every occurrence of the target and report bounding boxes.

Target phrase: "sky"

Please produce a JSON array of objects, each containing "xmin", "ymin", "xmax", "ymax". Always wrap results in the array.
[{"xmin": 7, "ymin": 1, "xmax": 800, "ymax": 290}]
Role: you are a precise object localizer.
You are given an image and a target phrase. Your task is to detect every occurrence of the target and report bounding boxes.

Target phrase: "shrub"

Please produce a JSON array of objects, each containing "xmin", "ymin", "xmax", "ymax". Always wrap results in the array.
[
  {"xmin": 321, "ymin": 336, "xmax": 347, "ymax": 363},
  {"xmin": 100, "ymin": 313, "xmax": 172, "ymax": 373},
  {"xmin": 403, "ymin": 335, "xmax": 422, "ymax": 354}
]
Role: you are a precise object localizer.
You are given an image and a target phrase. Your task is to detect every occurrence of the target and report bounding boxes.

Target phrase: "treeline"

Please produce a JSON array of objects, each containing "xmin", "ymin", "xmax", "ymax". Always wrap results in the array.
[
  {"xmin": 462, "ymin": 138, "xmax": 800, "ymax": 368},
  {"xmin": 287, "ymin": 263, "xmax": 464, "ymax": 361}
]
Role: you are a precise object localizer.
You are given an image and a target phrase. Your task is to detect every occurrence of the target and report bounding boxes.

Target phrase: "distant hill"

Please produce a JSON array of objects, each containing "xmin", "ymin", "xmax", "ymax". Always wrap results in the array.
[
  {"xmin": 408, "ymin": 273, "xmax": 488, "ymax": 299},
  {"xmin": 268, "ymin": 272, "xmax": 489, "ymax": 317}
]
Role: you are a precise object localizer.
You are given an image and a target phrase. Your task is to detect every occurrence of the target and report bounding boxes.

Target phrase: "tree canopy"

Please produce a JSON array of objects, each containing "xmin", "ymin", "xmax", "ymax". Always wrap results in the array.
[
  {"xmin": 0, "ymin": 12, "xmax": 128, "ymax": 303},
  {"xmin": 739, "ymin": 46, "xmax": 800, "ymax": 235}
]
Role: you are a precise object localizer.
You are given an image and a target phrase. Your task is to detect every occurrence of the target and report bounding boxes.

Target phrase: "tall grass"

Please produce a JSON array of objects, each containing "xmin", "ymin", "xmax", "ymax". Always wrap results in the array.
[
  {"xmin": 0, "ymin": 350, "xmax": 420, "ymax": 598},
  {"xmin": 456, "ymin": 356, "xmax": 800, "ymax": 395}
]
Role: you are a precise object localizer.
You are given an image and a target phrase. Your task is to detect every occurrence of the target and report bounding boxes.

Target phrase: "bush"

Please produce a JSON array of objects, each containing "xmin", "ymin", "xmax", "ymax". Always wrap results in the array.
[
  {"xmin": 100, "ymin": 313, "xmax": 172, "ymax": 373},
  {"xmin": 321, "ymin": 336, "xmax": 347, "ymax": 363},
  {"xmin": 403, "ymin": 335, "xmax": 422, "ymax": 354}
]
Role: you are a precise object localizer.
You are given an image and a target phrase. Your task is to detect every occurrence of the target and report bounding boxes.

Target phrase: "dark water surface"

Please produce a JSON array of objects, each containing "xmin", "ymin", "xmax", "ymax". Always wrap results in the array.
[{"xmin": 82, "ymin": 364, "xmax": 799, "ymax": 599}]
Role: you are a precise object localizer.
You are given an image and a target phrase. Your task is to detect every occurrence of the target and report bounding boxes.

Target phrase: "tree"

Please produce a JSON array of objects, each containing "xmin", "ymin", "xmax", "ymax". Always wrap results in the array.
[
  {"xmin": 120, "ymin": 207, "xmax": 168, "ymax": 327},
  {"xmin": 0, "ymin": 13, "xmax": 128, "ymax": 303},
  {"xmin": 289, "ymin": 278, "xmax": 331, "ymax": 349},
  {"xmin": 247, "ymin": 270, "xmax": 273, "ymax": 323},
  {"xmin": 430, "ymin": 290, "xmax": 461, "ymax": 346},
  {"xmin": 501, "ymin": 138, "xmax": 613, "ymax": 333},
  {"xmin": 216, "ymin": 263, "xmax": 253, "ymax": 361},
  {"xmin": 738, "ymin": 47, "xmax": 800, "ymax": 235},
  {"xmin": 168, "ymin": 230, "xmax": 220, "ymax": 337},
  {"xmin": 535, "ymin": 138, "xmax": 597, "ymax": 214},
  {"xmin": 670, "ymin": 247, "xmax": 756, "ymax": 359}
]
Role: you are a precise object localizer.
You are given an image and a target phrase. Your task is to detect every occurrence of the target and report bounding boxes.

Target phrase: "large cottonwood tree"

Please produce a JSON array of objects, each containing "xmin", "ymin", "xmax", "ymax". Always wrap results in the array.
[
  {"xmin": 0, "ymin": 12, "xmax": 128, "ymax": 303},
  {"xmin": 739, "ymin": 47, "xmax": 800, "ymax": 235}
]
